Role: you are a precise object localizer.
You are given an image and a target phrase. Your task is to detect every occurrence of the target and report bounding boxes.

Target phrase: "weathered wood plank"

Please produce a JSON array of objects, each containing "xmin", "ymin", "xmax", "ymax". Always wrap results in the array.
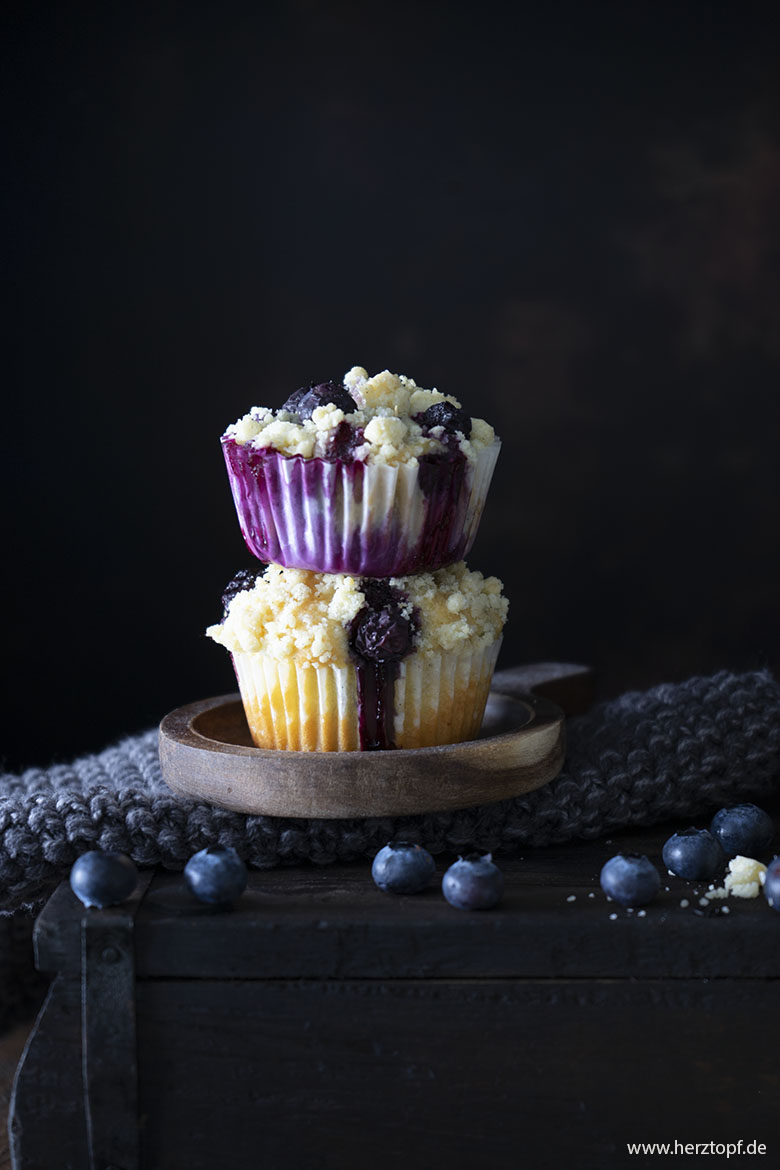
[
  {"xmin": 135, "ymin": 978, "xmax": 780, "ymax": 1170},
  {"xmin": 34, "ymin": 819, "xmax": 780, "ymax": 981},
  {"xmin": 8, "ymin": 977, "xmax": 87, "ymax": 1170},
  {"xmin": 158, "ymin": 687, "xmax": 566, "ymax": 818}
]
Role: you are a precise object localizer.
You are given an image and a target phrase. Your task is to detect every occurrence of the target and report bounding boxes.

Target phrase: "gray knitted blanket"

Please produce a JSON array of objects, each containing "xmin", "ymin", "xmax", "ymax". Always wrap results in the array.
[{"xmin": 2, "ymin": 668, "xmax": 779, "ymax": 1029}]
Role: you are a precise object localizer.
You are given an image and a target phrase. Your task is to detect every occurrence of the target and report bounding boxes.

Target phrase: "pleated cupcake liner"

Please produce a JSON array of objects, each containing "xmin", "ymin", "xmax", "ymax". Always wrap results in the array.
[
  {"xmin": 232, "ymin": 639, "xmax": 503, "ymax": 752},
  {"xmin": 223, "ymin": 437, "xmax": 500, "ymax": 577}
]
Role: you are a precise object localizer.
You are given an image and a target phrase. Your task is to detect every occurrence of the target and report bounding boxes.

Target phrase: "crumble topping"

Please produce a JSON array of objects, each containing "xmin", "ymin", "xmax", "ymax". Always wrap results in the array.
[
  {"xmin": 223, "ymin": 366, "xmax": 497, "ymax": 469},
  {"xmin": 206, "ymin": 561, "xmax": 508, "ymax": 667},
  {"xmin": 704, "ymin": 855, "xmax": 768, "ymax": 901}
]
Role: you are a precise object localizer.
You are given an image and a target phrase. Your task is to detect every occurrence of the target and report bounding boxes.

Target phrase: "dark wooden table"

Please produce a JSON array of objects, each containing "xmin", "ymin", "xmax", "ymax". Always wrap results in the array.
[{"xmin": 9, "ymin": 814, "xmax": 780, "ymax": 1170}]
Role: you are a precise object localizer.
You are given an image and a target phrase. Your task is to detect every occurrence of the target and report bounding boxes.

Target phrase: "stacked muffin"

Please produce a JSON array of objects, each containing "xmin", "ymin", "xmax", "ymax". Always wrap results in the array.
[{"xmin": 207, "ymin": 366, "xmax": 507, "ymax": 751}]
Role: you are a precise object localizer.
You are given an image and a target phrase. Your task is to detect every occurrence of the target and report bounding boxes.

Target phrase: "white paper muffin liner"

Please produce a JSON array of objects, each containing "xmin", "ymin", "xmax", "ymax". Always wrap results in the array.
[{"xmin": 231, "ymin": 638, "xmax": 503, "ymax": 752}]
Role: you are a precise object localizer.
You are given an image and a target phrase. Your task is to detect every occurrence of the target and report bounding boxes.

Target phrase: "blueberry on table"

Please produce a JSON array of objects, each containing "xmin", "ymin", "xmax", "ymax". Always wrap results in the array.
[
  {"xmin": 69, "ymin": 851, "xmax": 139, "ymax": 908},
  {"xmin": 282, "ymin": 380, "xmax": 357, "ymax": 420},
  {"xmin": 599, "ymin": 853, "xmax": 660, "ymax": 908},
  {"xmin": 371, "ymin": 841, "xmax": 436, "ymax": 894},
  {"xmin": 710, "ymin": 804, "xmax": 774, "ymax": 857},
  {"xmin": 763, "ymin": 858, "xmax": 780, "ymax": 912},
  {"xmin": 441, "ymin": 853, "xmax": 504, "ymax": 910},
  {"xmin": 419, "ymin": 401, "xmax": 472, "ymax": 437},
  {"xmin": 662, "ymin": 828, "xmax": 725, "ymax": 880},
  {"xmin": 184, "ymin": 845, "xmax": 248, "ymax": 906}
]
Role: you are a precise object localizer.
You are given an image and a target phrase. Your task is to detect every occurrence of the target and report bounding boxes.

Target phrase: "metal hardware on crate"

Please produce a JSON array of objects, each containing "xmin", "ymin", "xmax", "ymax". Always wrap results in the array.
[{"xmin": 80, "ymin": 872, "xmax": 152, "ymax": 1170}]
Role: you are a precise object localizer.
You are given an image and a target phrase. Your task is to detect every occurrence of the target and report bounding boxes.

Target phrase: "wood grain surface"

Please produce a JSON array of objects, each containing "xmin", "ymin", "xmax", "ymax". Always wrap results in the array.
[
  {"xmin": 13, "ymin": 809, "xmax": 780, "ymax": 1170},
  {"xmin": 33, "ymin": 819, "xmax": 780, "ymax": 982},
  {"xmin": 0, "ymin": 1023, "xmax": 33, "ymax": 1170},
  {"xmin": 158, "ymin": 662, "xmax": 592, "ymax": 818}
]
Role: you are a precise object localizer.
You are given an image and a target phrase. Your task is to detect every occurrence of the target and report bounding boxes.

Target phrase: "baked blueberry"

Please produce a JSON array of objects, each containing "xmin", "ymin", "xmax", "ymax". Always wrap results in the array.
[
  {"xmin": 349, "ymin": 580, "xmax": 417, "ymax": 664},
  {"xmin": 282, "ymin": 380, "xmax": 357, "ymax": 420},
  {"xmin": 221, "ymin": 567, "xmax": 265, "ymax": 614},
  {"xmin": 280, "ymin": 386, "xmax": 307, "ymax": 414},
  {"xmin": 326, "ymin": 420, "xmax": 365, "ymax": 463},
  {"xmin": 372, "ymin": 841, "xmax": 436, "ymax": 894},
  {"xmin": 441, "ymin": 853, "xmax": 504, "ymax": 910},
  {"xmin": 351, "ymin": 605, "xmax": 415, "ymax": 662},
  {"xmin": 70, "ymin": 851, "xmax": 139, "ymax": 908},
  {"xmin": 763, "ymin": 858, "xmax": 780, "ymax": 912},
  {"xmin": 184, "ymin": 845, "xmax": 248, "ymax": 906},
  {"xmin": 662, "ymin": 828, "xmax": 725, "ymax": 880},
  {"xmin": 710, "ymin": 804, "xmax": 774, "ymax": 857},
  {"xmin": 419, "ymin": 401, "xmax": 472, "ymax": 437},
  {"xmin": 599, "ymin": 853, "xmax": 660, "ymax": 907}
]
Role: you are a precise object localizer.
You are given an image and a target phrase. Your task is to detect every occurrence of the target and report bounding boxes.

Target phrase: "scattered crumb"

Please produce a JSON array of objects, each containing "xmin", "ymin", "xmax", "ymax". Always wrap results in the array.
[
  {"xmin": 637, "ymin": 910, "xmax": 647, "ymax": 918},
  {"xmin": 727, "ymin": 882, "xmax": 762, "ymax": 898},
  {"xmin": 609, "ymin": 913, "xmax": 618, "ymax": 920},
  {"xmin": 680, "ymin": 899, "xmax": 690, "ymax": 908},
  {"xmin": 566, "ymin": 895, "xmax": 576, "ymax": 903},
  {"xmin": 706, "ymin": 856, "xmax": 767, "ymax": 902},
  {"xmin": 699, "ymin": 898, "xmax": 709, "ymax": 907},
  {"xmin": 664, "ymin": 885, "xmax": 670, "ymax": 891},
  {"xmin": 721, "ymin": 905, "xmax": 730, "ymax": 914},
  {"xmin": 588, "ymin": 892, "xmax": 595, "ymax": 899}
]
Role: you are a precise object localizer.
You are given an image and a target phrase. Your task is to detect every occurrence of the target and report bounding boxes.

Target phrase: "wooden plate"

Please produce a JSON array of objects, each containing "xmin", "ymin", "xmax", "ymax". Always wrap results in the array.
[{"xmin": 158, "ymin": 663, "xmax": 592, "ymax": 819}]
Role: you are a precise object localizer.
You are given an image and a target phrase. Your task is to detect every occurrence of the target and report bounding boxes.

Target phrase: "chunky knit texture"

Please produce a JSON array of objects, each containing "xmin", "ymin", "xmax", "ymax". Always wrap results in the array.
[{"xmin": 1, "ymin": 668, "xmax": 779, "ymax": 1029}]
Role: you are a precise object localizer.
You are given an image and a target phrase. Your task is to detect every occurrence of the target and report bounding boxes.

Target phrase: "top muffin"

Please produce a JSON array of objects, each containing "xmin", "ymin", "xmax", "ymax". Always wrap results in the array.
[
  {"xmin": 225, "ymin": 366, "xmax": 497, "ymax": 467},
  {"xmin": 221, "ymin": 366, "xmax": 501, "ymax": 577}
]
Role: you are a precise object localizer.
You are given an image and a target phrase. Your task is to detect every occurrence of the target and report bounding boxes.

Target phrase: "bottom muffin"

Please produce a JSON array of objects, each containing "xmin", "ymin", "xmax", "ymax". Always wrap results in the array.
[{"xmin": 206, "ymin": 562, "xmax": 508, "ymax": 751}]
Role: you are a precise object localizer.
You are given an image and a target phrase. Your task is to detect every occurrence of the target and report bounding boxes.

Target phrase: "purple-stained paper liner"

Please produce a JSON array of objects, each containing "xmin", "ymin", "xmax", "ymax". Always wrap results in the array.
[{"xmin": 222, "ymin": 436, "xmax": 500, "ymax": 576}]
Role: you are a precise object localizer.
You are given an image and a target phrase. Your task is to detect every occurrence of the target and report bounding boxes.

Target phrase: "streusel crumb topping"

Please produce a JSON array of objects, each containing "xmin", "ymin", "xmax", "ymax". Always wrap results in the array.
[
  {"xmin": 207, "ymin": 561, "xmax": 507, "ymax": 667},
  {"xmin": 223, "ymin": 366, "xmax": 497, "ymax": 468}
]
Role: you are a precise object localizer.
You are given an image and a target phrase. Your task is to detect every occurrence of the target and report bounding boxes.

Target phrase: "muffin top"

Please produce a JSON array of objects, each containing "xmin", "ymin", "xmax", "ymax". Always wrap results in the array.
[
  {"xmin": 207, "ymin": 561, "xmax": 508, "ymax": 667},
  {"xmin": 222, "ymin": 366, "xmax": 497, "ymax": 469}
]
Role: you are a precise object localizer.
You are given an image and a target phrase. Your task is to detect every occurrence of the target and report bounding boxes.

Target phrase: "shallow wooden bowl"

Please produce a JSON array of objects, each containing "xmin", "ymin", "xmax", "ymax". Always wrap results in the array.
[{"xmin": 159, "ymin": 663, "xmax": 592, "ymax": 819}]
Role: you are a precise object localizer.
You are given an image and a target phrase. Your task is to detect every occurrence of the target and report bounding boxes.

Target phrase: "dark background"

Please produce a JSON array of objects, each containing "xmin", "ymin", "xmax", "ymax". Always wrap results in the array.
[{"xmin": 3, "ymin": 1, "xmax": 780, "ymax": 772}]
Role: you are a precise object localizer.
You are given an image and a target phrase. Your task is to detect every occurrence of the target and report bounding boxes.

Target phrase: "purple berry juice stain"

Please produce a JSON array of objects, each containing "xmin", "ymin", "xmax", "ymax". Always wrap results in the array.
[
  {"xmin": 348, "ymin": 580, "xmax": 418, "ymax": 751},
  {"xmin": 222, "ymin": 435, "xmax": 475, "ymax": 575}
]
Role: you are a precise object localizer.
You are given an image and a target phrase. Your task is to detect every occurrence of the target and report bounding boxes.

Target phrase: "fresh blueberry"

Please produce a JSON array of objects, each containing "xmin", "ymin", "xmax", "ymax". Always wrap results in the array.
[
  {"xmin": 763, "ymin": 858, "xmax": 780, "ymax": 913},
  {"xmin": 221, "ymin": 567, "xmax": 264, "ymax": 615},
  {"xmin": 184, "ymin": 845, "xmax": 248, "ymax": 906},
  {"xmin": 282, "ymin": 380, "xmax": 357, "ymax": 420},
  {"xmin": 662, "ymin": 828, "xmax": 725, "ymax": 881},
  {"xmin": 710, "ymin": 803, "xmax": 774, "ymax": 857},
  {"xmin": 599, "ymin": 853, "xmax": 660, "ymax": 907},
  {"xmin": 419, "ymin": 401, "xmax": 472, "ymax": 437},
  {"xmin": 69, "ymin": 851, "xmax": 139, "ymax": 908},
  {"xmin": 371, "ymin": 841, "xmax": 436, "ymax": 894},
  {"xmin": 441, "ymin": 853, "xmax": 504, "ymax": 910}
]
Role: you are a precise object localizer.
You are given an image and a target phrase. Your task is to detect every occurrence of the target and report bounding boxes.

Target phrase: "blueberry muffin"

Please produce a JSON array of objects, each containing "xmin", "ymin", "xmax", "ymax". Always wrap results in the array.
[
  {"xmin": 207, "ymin": 561, "xmax": 508, "ymax": 751},
  {"xmin": 221, "ymin": 366, "xmax": 500, "ymax": 577}
]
